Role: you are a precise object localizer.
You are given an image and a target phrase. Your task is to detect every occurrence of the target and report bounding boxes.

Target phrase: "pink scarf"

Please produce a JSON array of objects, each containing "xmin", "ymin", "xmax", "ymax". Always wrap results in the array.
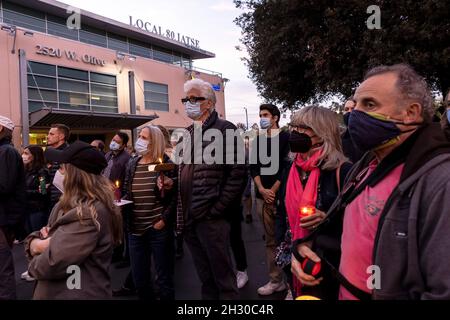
[
  {"xmin": 285, "ymin": 150, "xmax": 322, "ymax": 241},
  {"xmin": 285, "ymin": 150, "xmax": 322, "ymax": 297}
]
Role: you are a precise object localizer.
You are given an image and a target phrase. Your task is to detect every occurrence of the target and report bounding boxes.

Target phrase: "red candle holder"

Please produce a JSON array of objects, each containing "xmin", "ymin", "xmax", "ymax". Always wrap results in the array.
[
  {"xmin": 299, "ymin": 205, "xmax": 315, "ymax": 219},
  {"xmin": 114, "ymin": 180, "xmax": 121, "ymax": 203}
]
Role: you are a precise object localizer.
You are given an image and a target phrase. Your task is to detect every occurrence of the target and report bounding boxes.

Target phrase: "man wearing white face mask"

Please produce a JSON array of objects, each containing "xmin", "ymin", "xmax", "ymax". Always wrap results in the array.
[
  {"xmin": 102, "ymin": 132, "xmax": 130, "ymax": 188},
  {"xmin": 250, "ymin": 104, "xmax": 291, "ymax": 296},
  {"xmin": 176, "ymin": 78, "xmax": 246, "ymax": 300}
]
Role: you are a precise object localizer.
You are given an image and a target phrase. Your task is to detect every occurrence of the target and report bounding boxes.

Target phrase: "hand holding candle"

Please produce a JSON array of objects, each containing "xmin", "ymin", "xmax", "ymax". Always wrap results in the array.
[{"xmin": 299, "ymin": 206, "xmax": 326, "ymax": 231}]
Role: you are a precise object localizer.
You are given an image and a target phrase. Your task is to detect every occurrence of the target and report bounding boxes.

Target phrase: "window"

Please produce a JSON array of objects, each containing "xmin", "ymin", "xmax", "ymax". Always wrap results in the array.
[
  {"xmin": 153, "ymin": 46, "xmax": 173, "ymax": 64},
  {"xmin": 129, "ymin": 39, "xmax": 151, "ymax": 59},
  {"xmin": 1, "ymin": 2, "xmax": 194, "ymax": 66},
  {"xmin": 58, "ymin": 66, "xmax": 89, "ymax": 81},
  {"xmin": 182, "ymin": 55, "xmax": 192, "ymax": 69},
  {"xmin": 79, "ymin": 25, "xmax": 107, "ymax": 47},
  {"xmin": 107, "ymin": 33, "xmax": 128, "ymax": 52},
  {"xmin": 173, "ymin": 53, "xmax": 182, "ymax": 66},
  {"xmin": 47, "ymin": 14, "xmax": 79, "ymax": 40},
  {"xmin": 144, "ymin": 81, "xmax": 169, "ymax": 112},
  {"xmin": 2, "ymin": 1, "xmax": 46, "ymax": 32},
  {"xmin": 27, "ymin": 61, "xmax": 118, "ymax": 113}
]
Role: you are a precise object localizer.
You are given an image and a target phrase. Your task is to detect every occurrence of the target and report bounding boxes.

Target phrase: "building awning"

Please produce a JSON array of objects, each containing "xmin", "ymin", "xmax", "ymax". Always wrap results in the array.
[{"xmin": 29, "ymin": 108, "xmax": 158, "ymax": 130}]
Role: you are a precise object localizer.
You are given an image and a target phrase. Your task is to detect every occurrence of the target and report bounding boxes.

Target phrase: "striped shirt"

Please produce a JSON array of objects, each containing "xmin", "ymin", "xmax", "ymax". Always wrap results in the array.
[{"xmin": 131, "ymin": 163, "xmax": 164, "ymax": 236}]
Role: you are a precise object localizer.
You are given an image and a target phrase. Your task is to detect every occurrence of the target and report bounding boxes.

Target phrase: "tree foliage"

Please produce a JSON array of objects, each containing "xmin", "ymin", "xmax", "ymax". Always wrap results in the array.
[{"xmin": 234, "ymin": 0, "xmax": 450, "ymax": 110}]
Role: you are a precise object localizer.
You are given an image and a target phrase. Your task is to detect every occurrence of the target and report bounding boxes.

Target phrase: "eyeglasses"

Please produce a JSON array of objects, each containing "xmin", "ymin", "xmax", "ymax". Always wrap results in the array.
[
  {"xmin": 181, "ymin": 96, "xmax": 206, "ymax": 103},
  {"xmin": 289, "ymin": 124, "xmax": 312, "ymax": 131}
]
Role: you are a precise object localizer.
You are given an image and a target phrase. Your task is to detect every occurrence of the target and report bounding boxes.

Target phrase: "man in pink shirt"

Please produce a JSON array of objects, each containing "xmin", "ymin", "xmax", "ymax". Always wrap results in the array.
[{"xmin": 291, "ymin": 64, "xmax": 450, "ymax": 300}]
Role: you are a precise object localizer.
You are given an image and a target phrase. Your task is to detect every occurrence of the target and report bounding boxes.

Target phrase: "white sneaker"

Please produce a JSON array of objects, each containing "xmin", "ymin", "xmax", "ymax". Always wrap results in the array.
[
  {"xmin": 21, "ymin": 271, "xmax": 35, "ymax": 282},
  {"xmin": 236, "ymin": 270, "xmax": 249, "ymax": 289},
  {"xmin": 257, "ymin": 281, "xmax": 286, "ymax": 296}
]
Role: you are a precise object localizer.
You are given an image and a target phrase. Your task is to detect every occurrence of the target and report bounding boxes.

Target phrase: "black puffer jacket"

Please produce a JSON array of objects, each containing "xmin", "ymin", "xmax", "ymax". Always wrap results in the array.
[
  {"xmin": 180, "ymin": 111, "xmax": 246, "ymax": 223},
  {"xmin": 0, "ymin": 138, "xmax": 26, "ymax": 228}
]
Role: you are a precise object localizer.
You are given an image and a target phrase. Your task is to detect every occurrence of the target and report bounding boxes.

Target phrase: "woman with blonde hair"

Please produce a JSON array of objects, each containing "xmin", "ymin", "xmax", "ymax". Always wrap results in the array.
[
  {"xmin": 277, "ymin": 105, "xmax": 352, "ymax": 299},
  {"xmin": 24, "ymin": 141, "xmax": 122, "ymax": 299},
  {"xmin": 122, "ymin": 125, "xmax": 177, "ymax": 300}
]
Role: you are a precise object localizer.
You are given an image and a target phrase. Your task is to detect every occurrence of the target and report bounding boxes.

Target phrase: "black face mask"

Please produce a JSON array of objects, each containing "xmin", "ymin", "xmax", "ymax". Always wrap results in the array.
[
  {"xmin": 343, "ymin": 112, "xmax": 350, "ymax": 126},
  {"xmin": 289, "ymin": 131, "xmax": 313, "ymax": 153}
]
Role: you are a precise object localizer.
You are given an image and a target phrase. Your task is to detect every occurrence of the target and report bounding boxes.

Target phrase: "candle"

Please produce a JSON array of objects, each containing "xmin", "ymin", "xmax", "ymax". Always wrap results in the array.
[
  {"xmin": 299, "ymin": 205, "xmax": 315, "ymax": 219},
  {"xmin": 114, "ymin": 180, "xmax": 121, "ymax": 202},
  {"xmin": 158, "ymin": 158, "xmax": 165, "ymax": 198}
]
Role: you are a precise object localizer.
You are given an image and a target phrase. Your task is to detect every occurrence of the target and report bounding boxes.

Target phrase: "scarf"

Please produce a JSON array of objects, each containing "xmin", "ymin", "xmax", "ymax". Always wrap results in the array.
[{"xmin": 285, "ymin": 150, "xmax": 322, "ymax": 241}]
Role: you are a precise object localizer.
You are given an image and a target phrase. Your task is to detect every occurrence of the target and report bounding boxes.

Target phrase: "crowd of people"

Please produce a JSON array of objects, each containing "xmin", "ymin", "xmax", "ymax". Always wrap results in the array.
[{"xmin": 1, "ymin": 63, "xmax": 450, "ymax": 300}]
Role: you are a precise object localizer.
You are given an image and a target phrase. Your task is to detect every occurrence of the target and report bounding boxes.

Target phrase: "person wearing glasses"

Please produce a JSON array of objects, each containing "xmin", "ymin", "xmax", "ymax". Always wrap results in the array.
[
  {"xmin": 175, "ymin": 78, "xmax": 246, "ymax": 300},
  {"xmin": 284, "ymin": 106, "xmax": 352, "ymax": 299}
]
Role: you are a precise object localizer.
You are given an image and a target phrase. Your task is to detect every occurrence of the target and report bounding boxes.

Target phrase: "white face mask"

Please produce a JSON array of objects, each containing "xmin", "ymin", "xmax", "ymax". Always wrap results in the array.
[
  {"xmin": 53, "ymin": 170, "xmax": 65, "ymax": 193},
  {"xmin": 110, "ymin": 141, "xmax": 121, "ymax": 151},
  {"xmin": 184, "ymin": 101, "xmax": 204, "ymax": 120},
  {"xmin": 135, "ymin": 138, "xmax": 149, "ymax": 156}
]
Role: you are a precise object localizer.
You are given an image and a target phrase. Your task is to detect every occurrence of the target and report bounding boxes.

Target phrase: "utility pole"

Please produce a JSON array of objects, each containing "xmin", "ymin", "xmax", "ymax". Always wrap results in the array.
[{"xmin": 243, "ymin": 107, "xmax": 249, "ymax": 131}]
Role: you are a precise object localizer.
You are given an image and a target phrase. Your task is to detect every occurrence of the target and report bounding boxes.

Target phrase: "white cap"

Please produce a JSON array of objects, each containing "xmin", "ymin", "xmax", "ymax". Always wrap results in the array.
[{"xmin": 0, "ymin": 115, "xmax": 14, "ymax": 131}]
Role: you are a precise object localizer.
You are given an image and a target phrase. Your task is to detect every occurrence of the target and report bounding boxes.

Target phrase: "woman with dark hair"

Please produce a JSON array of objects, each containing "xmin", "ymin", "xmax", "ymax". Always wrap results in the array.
[
  {"xmin": 19, "ymin": 146, "xmax": 50, "ymax": 282},
  {"xmin": 22, "ymin": 146, "xmax": 50, "ymax": 234}
]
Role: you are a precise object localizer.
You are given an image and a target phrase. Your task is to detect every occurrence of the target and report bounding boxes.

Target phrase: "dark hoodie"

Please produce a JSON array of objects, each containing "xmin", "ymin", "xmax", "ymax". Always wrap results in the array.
[{"xmin": 0, "ymin": 138, "xmax": 26, "ymax": 228}]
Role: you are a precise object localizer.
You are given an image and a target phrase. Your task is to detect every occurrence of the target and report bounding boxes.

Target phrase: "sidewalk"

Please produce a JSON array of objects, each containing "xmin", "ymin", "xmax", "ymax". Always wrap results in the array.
[{"xmin": 13, "ymin": 209, "xmax": 287, "ymax": 300}]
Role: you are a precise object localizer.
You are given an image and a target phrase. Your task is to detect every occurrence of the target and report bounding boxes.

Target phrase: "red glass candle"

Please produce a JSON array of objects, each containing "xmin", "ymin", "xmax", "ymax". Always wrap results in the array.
[
  {"xmin": 114, "ymin": 180, "xmax": 121, "ymax": 202},
  {"xmin": 299, "ymin": 205, "xmax": 315, "ymax": 219}
]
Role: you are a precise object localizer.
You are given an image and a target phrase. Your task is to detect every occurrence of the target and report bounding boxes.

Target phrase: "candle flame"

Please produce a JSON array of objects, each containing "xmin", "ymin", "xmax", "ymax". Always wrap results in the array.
[
  {"xmin": 300, "ymin": 206, "xmax": 315, "ymax": 217},
  {"xmin": 159, "ymin": 157, "xmax": 163, "ymax": 163},
  {"xmin": 115, "ymin": 180, "xmax": 120, "ymax": 188}
]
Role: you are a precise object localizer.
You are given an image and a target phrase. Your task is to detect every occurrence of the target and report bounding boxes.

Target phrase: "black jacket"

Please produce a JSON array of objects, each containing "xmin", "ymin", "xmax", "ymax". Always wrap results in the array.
[
  {"xmin": 104, "ymin": 149, "xmax": 130, "ymax": 186},
  {"xmin": 249, "ymin": 130, "xmax": 290, "ymax": 199},
  {"xmin": 0, "ymin": 138, "xmax": 26, "ymax": 227},
  {"xmin": 180, "ymin": 111, "xmax": 246, "ymax": 223},
  {"xmin": 24, "ymin": 167, "xmax": 50, "ymax": 213},
  {"xmin": 122, "ymin": 154, "xmax": 177, "ymax": 226}
]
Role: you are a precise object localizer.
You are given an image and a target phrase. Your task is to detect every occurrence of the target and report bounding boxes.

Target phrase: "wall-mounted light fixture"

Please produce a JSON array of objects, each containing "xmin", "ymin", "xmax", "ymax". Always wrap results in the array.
[
  {"xmin": 1, "ymin": 24, "xmax": 17, "ymax": 54},
  {"xmin": 23, "ymin": 31, "xmax": 34, "ymax": 37}
]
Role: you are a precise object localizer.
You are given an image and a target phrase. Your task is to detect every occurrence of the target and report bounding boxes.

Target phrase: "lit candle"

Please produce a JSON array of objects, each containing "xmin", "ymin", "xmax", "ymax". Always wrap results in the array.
[
  {"xmin": 299, "ymin": 205, "xmax": 315, "ymax": 219},
  {"xmin": 114, "ymin": 180, "xmax": 121, "ymax": 202},
  {"xmin": 158, "ymin": 158, "xmax": 164, "ymax": 198}
]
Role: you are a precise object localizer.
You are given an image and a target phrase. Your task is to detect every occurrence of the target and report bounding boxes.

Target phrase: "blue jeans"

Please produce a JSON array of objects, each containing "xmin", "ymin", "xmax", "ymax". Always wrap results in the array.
[{"xmin": 128, "ymin": 227, "xmax": 174, "ymax": 300}]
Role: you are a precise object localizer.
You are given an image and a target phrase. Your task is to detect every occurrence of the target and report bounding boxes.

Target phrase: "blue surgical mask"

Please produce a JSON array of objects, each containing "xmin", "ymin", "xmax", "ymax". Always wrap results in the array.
[
  {"xmin": 110, "ymin": 141, "xmax": 120, "ymax": 151},
  {"xmin": 135, "ymin": 138, "xmax": 149, "ymax": 156},
  {"xmin": 260, "ymin": 118, "xmax": 271, "ymax": 129},
  {"xmin": 184, "ymin": 101, "xmax": 203, "ymax": 120},
  {"xmin": 447, "ymin": 110, "xmax": 450, "ymax": 124}
]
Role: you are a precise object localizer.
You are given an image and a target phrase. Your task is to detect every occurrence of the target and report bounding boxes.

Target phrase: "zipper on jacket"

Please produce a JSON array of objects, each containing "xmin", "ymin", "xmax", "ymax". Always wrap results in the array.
[{"xmin": 371, "ymin": 187, "xmax": 401, "ymax": 267}]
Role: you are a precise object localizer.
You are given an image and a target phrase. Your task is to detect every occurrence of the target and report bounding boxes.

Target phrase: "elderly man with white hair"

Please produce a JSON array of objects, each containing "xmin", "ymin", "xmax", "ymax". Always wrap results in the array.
[
  {"xmin": 175, "ymin": 78, "xmax": 246, "ymax": 299},
  {"xmin": 0, "ymin": 116, "xmax": 26, "ymax": 300}
]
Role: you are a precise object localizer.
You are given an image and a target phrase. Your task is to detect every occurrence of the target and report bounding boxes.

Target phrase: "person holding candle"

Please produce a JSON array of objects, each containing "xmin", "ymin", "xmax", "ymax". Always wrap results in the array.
[
  {"xmin": 122, "ymin": 125, "xmax": 177, "ymax": 300},
  {"xmin": 284, "ymin": 105, "xmax": 352, "ymax": 299}
]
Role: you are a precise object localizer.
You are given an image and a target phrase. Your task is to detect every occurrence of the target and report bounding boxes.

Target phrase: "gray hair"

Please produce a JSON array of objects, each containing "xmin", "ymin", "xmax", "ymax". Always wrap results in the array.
[
  {"xmin": 364, "ymin": 64, "xmax": 433, "ymax": 123},
  {"xmin": 184, "ymin": 78, "xmax": 217, "ymax": 106},
  {"xmin": 290, "ymin": 105, "xmax": 348, "ymax": 170}
]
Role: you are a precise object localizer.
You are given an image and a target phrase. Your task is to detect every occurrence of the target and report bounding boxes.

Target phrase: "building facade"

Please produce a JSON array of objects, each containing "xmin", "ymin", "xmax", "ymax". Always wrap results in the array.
[{"xmin": 0, "ymin": 0, "xmax": 226, "ymax": 147}]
